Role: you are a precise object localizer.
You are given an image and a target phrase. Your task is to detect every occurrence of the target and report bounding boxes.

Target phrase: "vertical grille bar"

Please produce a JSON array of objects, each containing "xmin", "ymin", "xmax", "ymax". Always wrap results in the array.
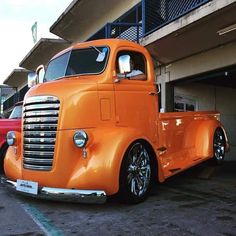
[{"xmin": 23, "ymin": 96, "xmax": 60, "ymax": 171}]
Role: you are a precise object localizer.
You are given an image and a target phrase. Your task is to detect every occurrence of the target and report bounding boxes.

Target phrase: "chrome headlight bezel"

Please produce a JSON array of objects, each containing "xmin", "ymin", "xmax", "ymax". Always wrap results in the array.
[
  {"xmin": 73, "ymin": 130, "xmax": 88, "ymax": 148},
  {"xmin": 6, "ymin": 131, "xmax": 16, "ymax": 146}
]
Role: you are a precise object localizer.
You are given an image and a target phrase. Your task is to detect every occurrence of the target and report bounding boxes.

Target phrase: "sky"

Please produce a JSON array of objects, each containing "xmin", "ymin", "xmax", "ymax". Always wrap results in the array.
[{"xmin": 0, "ymin": 0, "xmax": 73, "ymax": 85}]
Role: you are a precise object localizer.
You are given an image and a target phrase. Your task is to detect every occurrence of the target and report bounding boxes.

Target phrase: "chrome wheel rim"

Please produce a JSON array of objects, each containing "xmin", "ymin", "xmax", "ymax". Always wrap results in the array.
[
  {"xmin": 214, "ymin": 129, "xmax": 225, "ymax": 161},
  {"xmin": 127, "ymin": 143, "xmax": 151, "ymax": 196}
]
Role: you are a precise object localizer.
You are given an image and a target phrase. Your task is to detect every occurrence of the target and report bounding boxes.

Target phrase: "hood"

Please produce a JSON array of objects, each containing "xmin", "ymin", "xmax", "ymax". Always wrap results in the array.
[{"xmin": 25, "ymin": 77, "xmax": 100, "ymax": 130}]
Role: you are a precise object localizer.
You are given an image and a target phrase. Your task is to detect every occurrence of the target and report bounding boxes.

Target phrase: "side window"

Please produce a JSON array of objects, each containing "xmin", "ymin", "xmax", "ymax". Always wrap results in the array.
[{"xmin": 116, "ymin": 50, "xmax": 147, "ymax": 80}]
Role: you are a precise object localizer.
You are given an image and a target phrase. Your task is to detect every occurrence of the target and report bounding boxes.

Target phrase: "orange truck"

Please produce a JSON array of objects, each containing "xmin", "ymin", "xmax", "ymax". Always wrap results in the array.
[{"xmin": 2, "ymin": 39, "xmax": 229, "ymax": 204}]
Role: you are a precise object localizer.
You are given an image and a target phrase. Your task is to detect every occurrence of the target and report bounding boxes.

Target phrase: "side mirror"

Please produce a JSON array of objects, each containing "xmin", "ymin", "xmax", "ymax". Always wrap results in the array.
[
  {"xmin": 37, "ymin": 65, "xmax": 45, "ymax": 84},
  {"xmin": 118, "ymin": 55, "xmax": 131, "ymax": 74},
  {"xmin": 27, "ymin": 65, "xmax": 45, "ymax": 88}
]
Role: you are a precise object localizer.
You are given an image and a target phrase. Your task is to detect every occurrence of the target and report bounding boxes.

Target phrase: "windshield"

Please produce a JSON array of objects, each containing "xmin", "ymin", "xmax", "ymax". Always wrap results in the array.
[
  {"xmin": 9, "ymin": 104, "xmax": 22, "ymax": 119},
  {"xmin": 44, "ymin": 46, "xmax": 109, "ymax": 82}
]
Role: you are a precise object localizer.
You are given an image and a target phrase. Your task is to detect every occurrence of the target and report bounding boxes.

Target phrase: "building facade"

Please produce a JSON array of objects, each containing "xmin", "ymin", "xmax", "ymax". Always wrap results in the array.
[
  {"xmin": 3, "ymin": 0, "xmax": 236, "ymax": 160},
  {"xmin": 0, "ymin": 85, "xmax": 17, "ymax": 117}
]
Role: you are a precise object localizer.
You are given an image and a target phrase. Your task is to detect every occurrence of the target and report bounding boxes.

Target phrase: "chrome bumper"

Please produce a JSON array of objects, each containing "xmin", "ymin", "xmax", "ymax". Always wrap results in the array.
[{"xmin": 1, "ymin": 177, "xmax": 106, "ymax": 204}]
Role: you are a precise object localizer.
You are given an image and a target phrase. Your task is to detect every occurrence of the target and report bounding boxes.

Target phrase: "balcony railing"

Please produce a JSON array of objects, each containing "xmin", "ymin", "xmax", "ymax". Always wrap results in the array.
[
  {"xmin": 109, "ymin": 23, "xmax": 143, "ymax": 43},
  {"xmin": 143, "ymin": 0, "xmax": 211, "ymax": 36},
  {"xmin": 88, "ymin": 23, "xmax": 142, "ymax": 43},
  {"xmin": 3, "ymin": 93, "xmax": 18, "ymax": 113},
  {"xmin": 18, "ymin": 85, "xmax": 28, "ymax": 101},
  {"xmin": 3, "ymin": 85, "xmax": 29, "ymax": 113},
  {"xmin": 89, "ymin": 0, "xmax": 210, "ymax": 42},
  {"xmin": 88, "ymin": 3, "xmax": 142, "ymax": 43}
]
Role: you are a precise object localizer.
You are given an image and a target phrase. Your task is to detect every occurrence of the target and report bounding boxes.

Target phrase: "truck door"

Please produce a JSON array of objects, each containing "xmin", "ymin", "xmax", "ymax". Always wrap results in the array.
[{"xmin": 113, "ymin": 49, "xmax": 158, "ymax": 143}]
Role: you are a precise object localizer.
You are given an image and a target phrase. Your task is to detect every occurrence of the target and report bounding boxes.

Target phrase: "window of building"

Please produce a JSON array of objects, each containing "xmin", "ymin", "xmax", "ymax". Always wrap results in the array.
[{"xmin": 174, "ymin": 95, "xmax": 197, "ymax": 112}]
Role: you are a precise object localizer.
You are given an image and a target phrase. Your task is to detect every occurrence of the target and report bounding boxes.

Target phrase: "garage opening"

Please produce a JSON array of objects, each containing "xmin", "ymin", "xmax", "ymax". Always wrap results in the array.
[{"xmin": 171, "ymin": 65, "xmax": 236, "ymax": 161}]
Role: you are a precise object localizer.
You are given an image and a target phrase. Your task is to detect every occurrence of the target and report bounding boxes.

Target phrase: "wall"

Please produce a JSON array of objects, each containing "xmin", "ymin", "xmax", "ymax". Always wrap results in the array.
[
  {"xmin": 166, "ymin": 41, "xmax": 236, "ymax": 82},
  {"xmin": 73, "ymin": 0, "xmax": 141, "ymax": 42},
  {"xmin": 175, "ymin": 83, "xmax": 236, "ymax": 161}
]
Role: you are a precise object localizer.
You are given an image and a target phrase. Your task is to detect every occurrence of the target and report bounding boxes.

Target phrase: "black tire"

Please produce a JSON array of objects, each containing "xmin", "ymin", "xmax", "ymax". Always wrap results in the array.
[
  {"xmin": 118, "ymin": 141, "xmax": 153, "ymax": 204},
  {"xmin": 0, "ymin": 143, "xmax": 8, "ymax": 174},
  {"xmin": 212, "ymin": 128, "xmax": 226, "ymax": 165}
]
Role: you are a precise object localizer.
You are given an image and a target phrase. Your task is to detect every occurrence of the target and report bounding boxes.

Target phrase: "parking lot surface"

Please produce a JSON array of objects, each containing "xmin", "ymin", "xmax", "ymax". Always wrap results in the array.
[{"xmin": 0, "ymin": 161, "xmax": 235, "ymax": 236}]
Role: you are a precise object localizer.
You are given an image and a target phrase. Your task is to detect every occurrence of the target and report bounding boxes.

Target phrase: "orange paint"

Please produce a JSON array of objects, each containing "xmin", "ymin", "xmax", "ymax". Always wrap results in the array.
[{"xmin": 4, "ymin": 39, "xmax": 229, "ymax": 197}]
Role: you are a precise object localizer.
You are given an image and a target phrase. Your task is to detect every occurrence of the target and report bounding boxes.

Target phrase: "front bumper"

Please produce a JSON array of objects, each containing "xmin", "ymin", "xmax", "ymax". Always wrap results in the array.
[{"xmin": 0, "ymin": 177, "xmax": 107, "ymax": 204}]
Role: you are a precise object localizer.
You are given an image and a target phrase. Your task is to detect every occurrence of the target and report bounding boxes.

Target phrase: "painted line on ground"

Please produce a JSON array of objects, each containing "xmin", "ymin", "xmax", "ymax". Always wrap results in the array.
[{"xmin": 20, "ymin": 202, "xmax": 64, "ymax": 236}]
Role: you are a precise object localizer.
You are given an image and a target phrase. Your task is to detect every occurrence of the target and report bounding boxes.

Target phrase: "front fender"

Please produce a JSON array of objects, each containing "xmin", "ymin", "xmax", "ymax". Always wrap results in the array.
[
  {"xmin": 3, "ymin": 131, "xmax": 22, "ymax": 180},
  {"xmin": 4, "ymin": 146, "xmax": 22, "ymax": 180},
  {"xmin": 68, "ymin": 126, "xmax": 148, "ymax": 195}
]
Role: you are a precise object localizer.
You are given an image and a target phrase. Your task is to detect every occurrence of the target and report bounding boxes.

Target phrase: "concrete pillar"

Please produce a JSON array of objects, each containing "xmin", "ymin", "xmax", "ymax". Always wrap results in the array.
[
  {"xmin": 156, "ymin": 66, "xmax": 174, "ymax": 112},
  {"xmin": 165, "ymin": 82, "xmax": 174, "ymax": 112}
]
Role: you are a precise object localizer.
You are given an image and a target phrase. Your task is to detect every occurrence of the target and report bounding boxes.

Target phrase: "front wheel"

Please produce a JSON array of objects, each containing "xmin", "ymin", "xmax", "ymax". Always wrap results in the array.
[
  {"xmin": 119, "ymin": 141, "xmax": 152, "ymax": 204},
  {"xmin": 213, "ymin": 128, "xmax": 226, "ymax": 165}
]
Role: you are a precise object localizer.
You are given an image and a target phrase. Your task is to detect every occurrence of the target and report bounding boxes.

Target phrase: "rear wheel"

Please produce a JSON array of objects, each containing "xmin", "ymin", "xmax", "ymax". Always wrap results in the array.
[
  {"xmin": 213, "ymin": 128, "xmax": 226, "ymax": 165},
  {"xmin": 119, "ymin": 141, "xmax": 153, "ymax": 204}
]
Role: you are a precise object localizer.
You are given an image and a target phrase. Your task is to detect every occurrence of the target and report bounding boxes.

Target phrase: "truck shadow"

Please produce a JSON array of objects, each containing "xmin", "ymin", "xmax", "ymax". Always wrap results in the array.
[{"xmin": 2, "ymin": 161, "xmax": 236, "ymax": 211}]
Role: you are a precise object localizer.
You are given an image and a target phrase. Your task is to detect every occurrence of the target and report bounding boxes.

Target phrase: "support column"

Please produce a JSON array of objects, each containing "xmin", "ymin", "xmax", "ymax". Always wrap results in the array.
[
  {"xmin": 165, "ymin": 82, "xmax": 174, "ymax": 112},
  {"xmin": 156, "ymin": 66, "xmax": 174, "ymax": 112}
]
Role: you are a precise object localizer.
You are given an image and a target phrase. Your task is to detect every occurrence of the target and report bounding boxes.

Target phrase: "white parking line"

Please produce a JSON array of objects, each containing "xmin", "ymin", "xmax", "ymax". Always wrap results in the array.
[{"xmin": 20, "ymin": 202, "xmax": 64, "ymax": 236}]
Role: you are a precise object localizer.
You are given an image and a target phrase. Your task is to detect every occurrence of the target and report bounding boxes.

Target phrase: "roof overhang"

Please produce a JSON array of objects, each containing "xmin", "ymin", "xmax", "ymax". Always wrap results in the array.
[
  {"xmin": 0, "ymin": 85, "xmax": 16, "ymax": 97},
  {"xmin": 142, "ymin": 1, "xmax": 236, "ymax": 64},
  {"xmin": 19, "ymin": 38, "xmax": 70, "ymax": 71},
  {"xmin": 3, "ymin": 68, "xmax": 30, "ymax": 88},
  {"xmin": 50, "ymin": 0, "xmax": 140, "ymax": 42}
]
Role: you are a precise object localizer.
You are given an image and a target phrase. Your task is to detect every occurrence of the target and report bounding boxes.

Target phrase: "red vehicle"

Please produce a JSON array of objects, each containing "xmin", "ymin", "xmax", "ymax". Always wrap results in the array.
[{"xmin": 0, "ymin": 102, "xmax": 22, "ymax": 173}]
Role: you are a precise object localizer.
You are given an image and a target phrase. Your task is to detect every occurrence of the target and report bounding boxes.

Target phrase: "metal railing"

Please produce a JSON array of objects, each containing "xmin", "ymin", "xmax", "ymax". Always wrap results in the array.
[
  {"xmin": 88, "ymin": 22, "xmax": 142, "ymax": 43},
  {"xmin": 3, "ymin": 85, "xmax": 29, "ymax": 113},
  {"xmin": 19, "ymin": 85, "xmax": 29, "ymax": 101},
  {"xmin": 108, "ymin": 23, "xmax": 142, "ymax": 43},
  {"xmin": 88, "ymin": 0, "xmax": 210, "ymax": 42},
  {"xmin": 88, "ymin": 2, "xmax": 142, "ymax": 43},
  {"xmin": 2, "ymin": 91, "xmax": 18, "ymax": 113},
  {"xmin": 143, "ymin": 0, "xmax": 211, "ymax": 36}
]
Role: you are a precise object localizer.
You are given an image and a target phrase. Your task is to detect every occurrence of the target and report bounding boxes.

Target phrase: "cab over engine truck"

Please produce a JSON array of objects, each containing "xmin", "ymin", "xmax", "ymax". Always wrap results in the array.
[{"xmin": 2, "ymin": 39, "xmax": 229, "ymax": 203}]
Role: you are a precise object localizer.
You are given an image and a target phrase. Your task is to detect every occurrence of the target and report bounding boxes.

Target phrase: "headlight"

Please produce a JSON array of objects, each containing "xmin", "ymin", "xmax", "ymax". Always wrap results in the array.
[
  {"xmin": 6, "ymin": 131, "xmax": 16, "ymax": 146},
  {"xmin": 73, "ymin": 130, "xmax": 88, "ymax": 148}
]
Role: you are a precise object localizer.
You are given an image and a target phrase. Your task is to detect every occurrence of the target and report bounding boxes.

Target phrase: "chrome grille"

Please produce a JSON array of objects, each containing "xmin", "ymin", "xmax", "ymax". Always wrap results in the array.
[{"xmin": 23, "ymin": 96, "xmax": 60, "ymax": 171}]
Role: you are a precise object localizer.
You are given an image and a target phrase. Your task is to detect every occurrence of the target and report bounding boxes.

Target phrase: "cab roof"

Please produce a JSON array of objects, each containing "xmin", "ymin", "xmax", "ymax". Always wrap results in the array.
[{"xmin": 51, "ymin": 39, "xmax": 145, "ymax": 61}]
